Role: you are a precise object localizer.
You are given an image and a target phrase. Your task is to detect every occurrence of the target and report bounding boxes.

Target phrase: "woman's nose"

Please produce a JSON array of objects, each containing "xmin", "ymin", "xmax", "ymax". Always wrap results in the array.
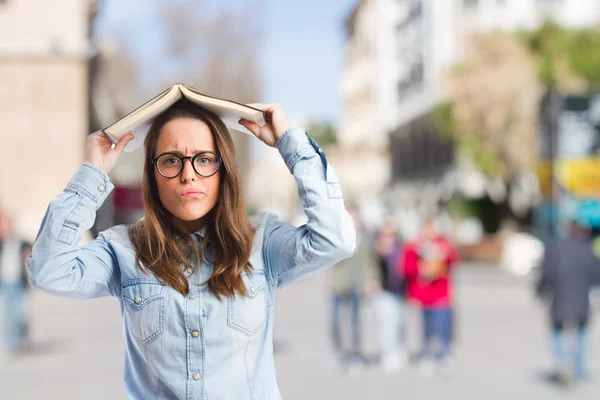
[{"xmin": 180, "ymin": 159, "xmax": 196, "ymax": 182}]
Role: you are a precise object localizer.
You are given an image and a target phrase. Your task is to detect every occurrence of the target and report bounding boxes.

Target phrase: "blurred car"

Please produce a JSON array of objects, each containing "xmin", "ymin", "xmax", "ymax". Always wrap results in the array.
[{"xmin": 499, "ymin": 232, "xmax": 545, "ymax": 276}]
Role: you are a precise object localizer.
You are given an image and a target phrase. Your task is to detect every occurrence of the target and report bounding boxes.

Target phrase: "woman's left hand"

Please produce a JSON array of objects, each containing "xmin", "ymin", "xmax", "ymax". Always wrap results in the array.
[{"xmin": 239, "ymin": 103, "xmax": 290, "ymax": 148}]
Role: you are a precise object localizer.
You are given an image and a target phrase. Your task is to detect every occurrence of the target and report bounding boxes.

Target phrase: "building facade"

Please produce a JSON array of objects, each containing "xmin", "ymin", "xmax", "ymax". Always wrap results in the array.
[
  {"xmin": 0, "ymin": 0, "xmax": 98, "ymax": 241},
  {"xmin": 339, "ymin": 0, "xmax": 600, "ymax": 234}
]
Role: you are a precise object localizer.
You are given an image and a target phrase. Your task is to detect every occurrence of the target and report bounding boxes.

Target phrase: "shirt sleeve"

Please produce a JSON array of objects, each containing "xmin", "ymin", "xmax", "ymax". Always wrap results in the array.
[
  {"xmin": 262, "ymin": 128, "xmax": 356, "ymax": 289},
  {"xmin": 26, "ymin": 163, "xmax": 121, "ymax": 299}
]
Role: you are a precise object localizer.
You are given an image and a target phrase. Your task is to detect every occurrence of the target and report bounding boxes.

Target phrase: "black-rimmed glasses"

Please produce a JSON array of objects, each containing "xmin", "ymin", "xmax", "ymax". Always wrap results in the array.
[{"xmin": 152, "ymin": 151, "xmax": 222, "ymax": 178}]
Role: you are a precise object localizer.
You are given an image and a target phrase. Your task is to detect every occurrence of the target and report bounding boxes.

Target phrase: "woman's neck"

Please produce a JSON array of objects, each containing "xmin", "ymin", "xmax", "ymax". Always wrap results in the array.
[{"xmin": 171, "ymin": 216, "xmax": 208, "ymax": 235}]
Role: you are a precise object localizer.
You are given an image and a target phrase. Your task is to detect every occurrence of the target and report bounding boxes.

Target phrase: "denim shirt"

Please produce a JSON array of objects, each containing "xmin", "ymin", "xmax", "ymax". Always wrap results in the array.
[{"xmin": 27, "ymin": 128, "xmax": 356, "ymax": 400}]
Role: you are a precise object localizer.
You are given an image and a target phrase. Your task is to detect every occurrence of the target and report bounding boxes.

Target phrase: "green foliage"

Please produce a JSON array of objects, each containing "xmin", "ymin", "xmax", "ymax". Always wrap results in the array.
[
  {"xmin": 306, "ymin": 121, "xmax": 337, "ymax": 147},
  {"xmin": 457, "ymin": 137, "xmax": 505, "ymax": 177},
  {"xmin": 447, "ymin": 195, "xmax": 504, "ymax": 233},
  {"xmin": 441, "ymin": 23, "xmax": 600, "ymax": 176},
  {"xmin": 567, "ymin": 29, "xmax": 600, "ymax": 87},
  {"xmin": 433, "ymin": 103, "xmax": 505, "ymax": 177},
  {"xmin": 521, "ymin": 21, "xmax": 600, "ymax": 89},
  {"xmin": 432, "ymin": 103, "xmax": 455, "ymax": 140}
]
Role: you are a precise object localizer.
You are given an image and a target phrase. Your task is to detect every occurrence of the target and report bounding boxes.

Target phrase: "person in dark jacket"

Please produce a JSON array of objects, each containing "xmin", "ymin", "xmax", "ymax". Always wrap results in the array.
[{"xmin": 536, "ymin": 221, "xmax": 600, "ymax": 382}]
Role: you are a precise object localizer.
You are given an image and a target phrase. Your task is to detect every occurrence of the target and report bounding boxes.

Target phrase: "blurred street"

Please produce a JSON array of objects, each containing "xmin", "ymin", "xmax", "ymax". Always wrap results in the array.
[{"xmin": 1, "ymin": 263, "xmax": 598, "ymax": 400}]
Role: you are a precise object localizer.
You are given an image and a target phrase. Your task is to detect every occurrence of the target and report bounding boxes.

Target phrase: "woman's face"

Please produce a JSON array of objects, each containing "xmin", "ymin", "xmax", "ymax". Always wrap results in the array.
[{"xmin": 154, "ymin": 118, "xmax": 221, "ymax": 234}]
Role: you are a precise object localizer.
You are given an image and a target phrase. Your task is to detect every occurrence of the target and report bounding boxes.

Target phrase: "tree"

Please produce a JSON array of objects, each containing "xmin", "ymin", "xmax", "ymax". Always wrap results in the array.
[
  {"xmin": 306, "ymin": 120, "xmax": 337, "ymax": 147},
  {"xmin": 521, "ymin": 21, "xmax": 600, "ymax": 92},
  {"xmin": 435, "ymin": 32, "xmax": 542, "ymax": 179}
]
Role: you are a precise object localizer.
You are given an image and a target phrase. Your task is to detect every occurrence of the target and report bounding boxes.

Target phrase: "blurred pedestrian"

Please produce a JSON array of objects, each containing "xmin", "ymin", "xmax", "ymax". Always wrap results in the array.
[
  {"xmin": 536, "ymin": 220, "xmax": 600, "ymax": 384},
  {"xmin": 328, "ymin": 205, "xmax": 373, "ymax": 372},
  {"xmin": 402, "ymin": 217, "xmax": 459, "ymax": 377},
  {"xmin": 365, "ymin": 219, "xmax": 407, "ymax": 374},
  {"xmin": 0, "ymin": 208, "xmax": 32, "ymax": 355},
  {"xmin": 26, "ymin": 100, "xmax": 355, "ymax": 399}
]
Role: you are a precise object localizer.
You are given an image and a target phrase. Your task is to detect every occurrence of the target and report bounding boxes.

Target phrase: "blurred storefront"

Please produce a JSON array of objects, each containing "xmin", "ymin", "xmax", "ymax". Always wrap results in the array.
[{"xmin": 536, "ymin": 91, "xmax": 600, "ymax": 241}]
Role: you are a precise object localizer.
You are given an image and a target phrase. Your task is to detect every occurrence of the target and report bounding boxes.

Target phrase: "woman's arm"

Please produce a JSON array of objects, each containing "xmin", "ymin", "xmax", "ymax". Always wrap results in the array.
[
  {"xmin": 27, "ymin": 164, "xmax": 120, "ymax": 298},
  {"xmin": 401, "ymin": 244, "xmax": 419, "ymax": 280},
  {"xmin": 535, "ymin": 245, "xmax": 555, "ymax": 298},
  {"xmin": 27, "ymin": 132, "xmax": 133, "ymax": 299},
  {"xmin": 240, "ymin": 105, "xmax": 355, "ymax": 289},
  {"xmin": 261, "ymin": 129, "xmax": 355, "ymax": 288}
]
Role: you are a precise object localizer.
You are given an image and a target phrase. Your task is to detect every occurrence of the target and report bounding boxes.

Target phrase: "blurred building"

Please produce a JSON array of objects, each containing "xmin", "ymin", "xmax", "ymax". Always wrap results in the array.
[
  {"xmin": 0, "ymin": 0, "xmax": 98, "ymax": 241},
  {"xmin": 339, "ymin": 0, "xmax": 600, "ymax": 235},
  {"xmin": 337, "ymin": 0, "xmax": 391, "ymax": 227}
]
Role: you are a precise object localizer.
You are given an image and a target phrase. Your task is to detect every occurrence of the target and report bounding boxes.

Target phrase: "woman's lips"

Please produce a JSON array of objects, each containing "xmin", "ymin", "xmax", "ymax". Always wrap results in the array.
[{"xmin": 181, "ymin": 189, "xmax": 205, "ymax": 198}]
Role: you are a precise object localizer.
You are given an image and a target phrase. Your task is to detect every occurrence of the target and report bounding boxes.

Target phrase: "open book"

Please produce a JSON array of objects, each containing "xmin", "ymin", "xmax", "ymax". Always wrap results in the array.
[{"xmin": 101, "ymin": 84, "xmax": 266, "ymax": 153}]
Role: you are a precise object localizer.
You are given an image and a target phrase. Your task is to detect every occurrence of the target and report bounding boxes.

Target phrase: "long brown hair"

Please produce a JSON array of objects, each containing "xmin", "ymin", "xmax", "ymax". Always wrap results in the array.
[{"xmin": 128, "ymin": 100, "xmax": 256, "ymax": 299}]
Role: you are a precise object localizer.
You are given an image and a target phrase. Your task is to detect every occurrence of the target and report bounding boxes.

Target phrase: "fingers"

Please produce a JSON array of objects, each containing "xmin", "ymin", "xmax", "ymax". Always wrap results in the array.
[
  {"xmin": 87, "ymin": 130, "xmax": 106, "ymax": 142},
  {"xmin": 114, "ymin": 133, "xmax": 135, "ymax": 154},
  {"xmin": 238, "ymin": 119, "xmax": 262, "ymax": 136}
]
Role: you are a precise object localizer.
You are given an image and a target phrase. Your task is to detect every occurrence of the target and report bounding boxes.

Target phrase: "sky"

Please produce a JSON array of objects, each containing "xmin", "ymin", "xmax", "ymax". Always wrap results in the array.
[{"xmin": 94, "ymin": 0, "xmax": 357, "ymax": 127}]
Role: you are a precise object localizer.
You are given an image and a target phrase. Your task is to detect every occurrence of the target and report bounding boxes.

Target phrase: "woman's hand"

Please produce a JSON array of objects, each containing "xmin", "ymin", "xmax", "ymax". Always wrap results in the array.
[
  {"xmin": 238, "ymin": 103, "xmax": 290, "ymax": 148},
  {"xmin": 85, "ymin": 131, "xmax": 135, "ymax": 174}
]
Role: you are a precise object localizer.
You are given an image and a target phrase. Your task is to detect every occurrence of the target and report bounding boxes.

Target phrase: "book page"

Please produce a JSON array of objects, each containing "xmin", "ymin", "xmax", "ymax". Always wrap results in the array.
[
  {"xmin": 181, "ymin": 86, "xmax": 266, "ymax": 127},
  {"xmin": 103, "ymin": 85, "xmax": 181, "ymax": 143}
]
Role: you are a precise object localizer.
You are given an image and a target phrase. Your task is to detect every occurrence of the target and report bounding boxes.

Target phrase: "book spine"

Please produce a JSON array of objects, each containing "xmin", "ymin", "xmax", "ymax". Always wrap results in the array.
[{"xmin": 100, "ymin": 129, "xmax": 117, "ymax": 146}]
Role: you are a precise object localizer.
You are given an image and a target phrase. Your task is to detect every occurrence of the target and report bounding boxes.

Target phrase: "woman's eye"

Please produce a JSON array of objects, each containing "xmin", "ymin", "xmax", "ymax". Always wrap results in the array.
[{"xmin": 164, "ymin": 157, "xmax": 180, "ymax": 165}]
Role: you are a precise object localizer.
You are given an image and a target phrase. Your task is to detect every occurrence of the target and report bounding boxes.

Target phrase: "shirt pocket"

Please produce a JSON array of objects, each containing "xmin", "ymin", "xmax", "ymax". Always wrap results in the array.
[
  {"xmin": 227, "ymin": 271, "xmax": 268, "ymax": 337},
  {"xmin": 121, "ymin": 281, "xmax": 167, "ymax": 345}
]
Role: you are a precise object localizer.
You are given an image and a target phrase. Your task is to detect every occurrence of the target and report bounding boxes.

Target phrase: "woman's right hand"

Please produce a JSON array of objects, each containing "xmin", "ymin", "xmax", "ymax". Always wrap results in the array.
[{"xmin": 85, "ymin": 131, "xmax": 134, "ymax": 174}]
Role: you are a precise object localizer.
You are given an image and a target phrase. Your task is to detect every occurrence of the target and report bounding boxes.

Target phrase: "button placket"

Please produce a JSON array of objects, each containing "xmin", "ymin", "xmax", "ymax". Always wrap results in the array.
[{"xmin": 185, "ymin": 287, "xmax": 204, "ymax": 389}]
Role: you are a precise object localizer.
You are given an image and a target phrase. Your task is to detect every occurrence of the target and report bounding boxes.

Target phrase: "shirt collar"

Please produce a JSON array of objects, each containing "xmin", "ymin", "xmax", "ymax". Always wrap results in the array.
[{"xmin": 192, "ymin": 226, "xmax": 207, "ymax": 242}]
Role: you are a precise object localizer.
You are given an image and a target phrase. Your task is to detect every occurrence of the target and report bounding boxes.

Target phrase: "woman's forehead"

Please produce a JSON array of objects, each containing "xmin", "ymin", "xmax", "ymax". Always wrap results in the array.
[{"xmin": 156, "ymin": 118, "xmax": 215, "ymax": 152}]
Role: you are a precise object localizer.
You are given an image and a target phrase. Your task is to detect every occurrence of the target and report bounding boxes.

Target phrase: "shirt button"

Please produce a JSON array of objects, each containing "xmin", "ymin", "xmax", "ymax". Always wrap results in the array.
[
  {"xmin": 135, "ymin": 297, "xmax": 142, "ymax": 304},
  {"xmin": 193, "ymin": 372, "xmax": 200, "ymax": 381},
  {"xmin": 97, "ymin": 184, "xmax": 105, "ymax": 192},
  {"xmin": 192, "ymin": 330, "xmax": 199, "ymax": 338},
  {"xmin": 250, "ymin": 287, "xmax": 256, "ymax": 293},
  {"xmin": 189, "ymin": 294, "xmax": 196, "ymax": 300},
  {"xmin": 187, "ymin": 267, "xmax": 193, "ymax": 274}
]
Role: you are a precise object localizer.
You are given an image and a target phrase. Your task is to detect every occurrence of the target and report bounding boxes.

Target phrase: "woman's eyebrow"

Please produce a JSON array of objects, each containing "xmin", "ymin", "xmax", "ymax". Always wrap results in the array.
[{"xmin": 161, "ymin": 149, "xmax": 214, "ymax": 156}]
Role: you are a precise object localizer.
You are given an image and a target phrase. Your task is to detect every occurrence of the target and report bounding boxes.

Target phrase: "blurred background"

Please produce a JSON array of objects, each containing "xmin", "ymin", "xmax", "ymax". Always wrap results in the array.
[{"xmin": 1, "ymin": 0, "xmax": 600, "ymax": 399}]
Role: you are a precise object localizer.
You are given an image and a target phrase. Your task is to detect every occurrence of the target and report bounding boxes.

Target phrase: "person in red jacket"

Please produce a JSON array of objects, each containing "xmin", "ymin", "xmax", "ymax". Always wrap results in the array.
[{"xmin": 401, "ymin": 217, "xmax": 458, "ymax": 376}]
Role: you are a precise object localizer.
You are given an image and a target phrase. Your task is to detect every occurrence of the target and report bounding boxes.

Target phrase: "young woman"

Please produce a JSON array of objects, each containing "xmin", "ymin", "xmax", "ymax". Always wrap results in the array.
[{"xmin": 27, "ymin": 100, "xmax": 355, "ymax": 399}]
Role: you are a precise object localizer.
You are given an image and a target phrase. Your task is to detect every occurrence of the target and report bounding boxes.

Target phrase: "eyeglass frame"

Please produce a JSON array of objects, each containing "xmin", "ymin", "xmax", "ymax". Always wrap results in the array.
[{"xmin": 152, "ymin": 151, "xmax": 222, "ymax": 179}]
